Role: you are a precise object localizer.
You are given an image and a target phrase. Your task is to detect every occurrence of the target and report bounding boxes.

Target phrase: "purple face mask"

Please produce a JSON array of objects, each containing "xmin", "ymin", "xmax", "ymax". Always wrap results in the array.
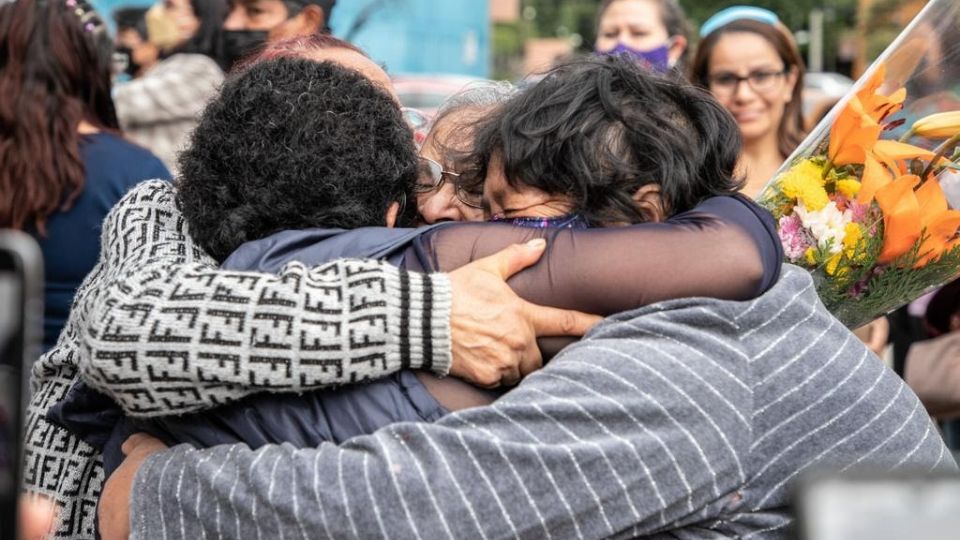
[{"xmin": 598, "ymin": 41, "xmax": 672, "ymax": 73}]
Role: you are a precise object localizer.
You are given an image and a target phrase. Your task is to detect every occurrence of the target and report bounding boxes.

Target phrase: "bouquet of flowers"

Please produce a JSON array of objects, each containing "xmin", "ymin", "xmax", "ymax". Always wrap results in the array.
[{"xmin": 757, "ymin": 0, "xmax": 960, "ymax": 328}]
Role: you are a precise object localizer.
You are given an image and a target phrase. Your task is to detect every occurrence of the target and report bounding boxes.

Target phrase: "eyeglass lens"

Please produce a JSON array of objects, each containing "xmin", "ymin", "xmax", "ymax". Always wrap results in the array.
[{"xmin": 709, "ymin": 69, "xmax": 785, "ymax": 94}]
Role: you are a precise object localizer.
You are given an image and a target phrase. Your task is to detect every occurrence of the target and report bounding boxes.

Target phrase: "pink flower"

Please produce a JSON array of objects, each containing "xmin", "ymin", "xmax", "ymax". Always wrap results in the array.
[
  {"xmin": 847, "ymin": 200, "xmax": 870, "ymax": 223},
  {"xmin": 778, "ymin": 214, "xmax": 813, "ymax": 261}
]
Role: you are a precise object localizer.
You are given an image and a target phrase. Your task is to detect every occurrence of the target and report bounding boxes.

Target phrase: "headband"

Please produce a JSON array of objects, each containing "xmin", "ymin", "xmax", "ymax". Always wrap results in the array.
[{"xmin": 699, "ymin": 6, "xmax": 779, "ymax": 38}]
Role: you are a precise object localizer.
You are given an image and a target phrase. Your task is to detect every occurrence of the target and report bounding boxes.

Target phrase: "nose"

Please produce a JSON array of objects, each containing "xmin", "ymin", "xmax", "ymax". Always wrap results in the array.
[
  {"xmin": 732, "ymin": 78, "xmax": 758, "ymax": 103},
  {"xmin": 223, "ymin": 7, "xmax": 245, "ymax": 30},
  {"xmin": 417, "ymin": 185, "xmax": 465, "ymax": 224}
]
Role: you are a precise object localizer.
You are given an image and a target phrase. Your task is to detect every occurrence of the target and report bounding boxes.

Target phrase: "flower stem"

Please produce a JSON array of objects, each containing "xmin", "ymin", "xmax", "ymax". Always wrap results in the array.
[{"xmin": 921, "ymin": 132, "xmax": 960, "ymax": 182}]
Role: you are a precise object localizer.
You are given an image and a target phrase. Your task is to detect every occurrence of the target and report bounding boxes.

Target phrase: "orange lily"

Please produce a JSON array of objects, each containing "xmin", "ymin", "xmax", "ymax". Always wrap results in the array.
[
  {"xmin": 828, "ymin": 65, "xmax": 906, "ymax": 166},
  {"xmin": 856, "ymin": 65, "xmax": 906, "ymax": 123},
  {"xmin": 857, "ymin": 142, "xmax": 934, "ymax": 204},
  {"xmin": 915, "ymin": 179, "xmax": 960, "ymax": 267},
  {"xmin": 829, "ymin": 97, "xmax": 881, "ymax": 166},
  {"xmin": 858, "ymin": 153, "xmax": 893, "ymax": 204},
  {"xmin": 875, "ymin": 175, "xmax": 921, "ymax": 264},
  {"xmin": 872, "ymin": 140, "xmax": 937, "ymax": 172}
]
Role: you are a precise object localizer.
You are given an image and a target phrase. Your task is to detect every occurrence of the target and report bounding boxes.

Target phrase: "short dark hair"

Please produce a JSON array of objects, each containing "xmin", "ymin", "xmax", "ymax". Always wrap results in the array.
[
  {"xmin": 113, "ymin": 7, "xmax": 149, "ymax": 40},
  {"xmin": 176, "ymin": 57, "xmax": 417, "ymax": 262},
  {"xmin": 465, "ymin": 55, "xmax": 742, "ymax": 225}
]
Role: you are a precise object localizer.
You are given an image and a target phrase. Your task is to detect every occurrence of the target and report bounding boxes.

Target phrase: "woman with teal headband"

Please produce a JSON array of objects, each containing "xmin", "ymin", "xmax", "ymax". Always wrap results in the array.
[{"xmin": 690, "ymin": 6, "xmax": 806, "ymax": 197}]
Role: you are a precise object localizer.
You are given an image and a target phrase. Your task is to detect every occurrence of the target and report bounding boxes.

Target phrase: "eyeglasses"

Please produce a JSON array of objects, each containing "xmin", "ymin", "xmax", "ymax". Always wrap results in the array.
[
  {"xmin": 707, "ymin": 69, "xmax": 788, "ymax": 95},
  {"xmin": 414, "ymin": 156, "xmax": 484, "ymax": 209}
]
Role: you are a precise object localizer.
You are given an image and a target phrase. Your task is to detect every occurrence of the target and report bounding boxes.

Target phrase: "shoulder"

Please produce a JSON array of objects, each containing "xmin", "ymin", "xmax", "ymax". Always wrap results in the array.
[
  {"xmin": 157, "ymin": 53, "xmax": 224, "ymax": 82},
  {"xmin": 82, "ymin": 133, "xmax": 171, "ymax": 183}
]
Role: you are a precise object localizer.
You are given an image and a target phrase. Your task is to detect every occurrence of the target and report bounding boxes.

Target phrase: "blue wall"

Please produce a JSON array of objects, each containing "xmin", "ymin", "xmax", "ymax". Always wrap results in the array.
[
  {"xmin": 90, "ymin": 0, "xmax": 490, "ymax": 77},
  {"xmin": 330, "ymin": 0, "xmax": 489, "ymax": 77}
]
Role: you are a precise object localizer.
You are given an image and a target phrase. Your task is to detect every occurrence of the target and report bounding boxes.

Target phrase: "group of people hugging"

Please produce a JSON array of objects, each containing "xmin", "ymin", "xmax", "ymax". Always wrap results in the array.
[{"xmin": 24, "ymin": 29, "xmax": 956, "ymax": 540}]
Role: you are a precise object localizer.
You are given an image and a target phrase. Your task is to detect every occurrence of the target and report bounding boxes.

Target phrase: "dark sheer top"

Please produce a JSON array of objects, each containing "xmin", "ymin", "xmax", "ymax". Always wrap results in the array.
[{"xmin": 225, "ymin": 194, "xmax": 782, "ymax": 318}]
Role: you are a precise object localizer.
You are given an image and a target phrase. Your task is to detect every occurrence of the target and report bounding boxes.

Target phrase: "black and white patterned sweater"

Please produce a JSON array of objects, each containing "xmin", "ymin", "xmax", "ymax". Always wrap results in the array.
[{"xmin": 23, "ymin": 180, "xmax": 452, "ymax": 539}]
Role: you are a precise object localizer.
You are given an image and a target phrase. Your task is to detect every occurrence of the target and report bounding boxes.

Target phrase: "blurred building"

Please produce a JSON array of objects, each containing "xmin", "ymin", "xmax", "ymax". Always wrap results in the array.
[{"xmin": 331, "ymin": 0, "xmax": 490, "ymax": 78}]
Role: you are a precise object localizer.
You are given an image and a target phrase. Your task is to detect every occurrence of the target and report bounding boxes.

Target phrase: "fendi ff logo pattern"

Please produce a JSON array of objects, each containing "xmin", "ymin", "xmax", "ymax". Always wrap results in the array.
[
  {"xmin": 84, "ymin": 260, "xmax": 394, "ymax": 415},
  {"xmin": 23, "ymin": 181, "xmax": 449, "ymax": 538}
]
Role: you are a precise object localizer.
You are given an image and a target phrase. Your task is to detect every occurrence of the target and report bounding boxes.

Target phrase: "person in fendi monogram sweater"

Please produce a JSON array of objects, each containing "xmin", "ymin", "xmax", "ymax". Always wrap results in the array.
[{"xmin": 24, "ymin": 180, "xmax": 593, "ymax": 539}]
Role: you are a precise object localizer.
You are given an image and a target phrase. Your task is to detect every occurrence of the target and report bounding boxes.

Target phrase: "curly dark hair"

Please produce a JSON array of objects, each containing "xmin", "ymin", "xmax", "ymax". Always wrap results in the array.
[
  {"xmin": 464, "ymin": 55, "xmax": 743, "ymax": 225},
  {"xmin": 176, "ymin": 57, "xmax": 417, "ymax": 261}
]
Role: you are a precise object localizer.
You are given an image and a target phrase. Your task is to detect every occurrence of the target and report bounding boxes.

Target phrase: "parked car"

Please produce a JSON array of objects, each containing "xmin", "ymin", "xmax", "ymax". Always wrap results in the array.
[
  {"xmin": 391, "ymin": 73, "xmax": 486, "ymax": 116},
  {"xmin": 803, "ymin": 71, "xmax": 856, "ymax": 129}
]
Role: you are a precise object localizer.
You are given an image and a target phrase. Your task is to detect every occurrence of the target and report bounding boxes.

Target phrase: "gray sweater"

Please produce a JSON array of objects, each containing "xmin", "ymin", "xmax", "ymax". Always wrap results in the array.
[
  {"xmin": 129, "ymin": 265, "xmax": 956, "ymax": 539},
  {"xmin": 23, "ymin": 181, "xmax": 452, "ymax": 539}
]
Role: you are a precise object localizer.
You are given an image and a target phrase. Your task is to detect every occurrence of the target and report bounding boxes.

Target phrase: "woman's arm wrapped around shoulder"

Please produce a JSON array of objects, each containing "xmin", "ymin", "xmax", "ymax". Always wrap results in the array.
[{"xmin": 78, "ymin": 181, "xmax": 451, "ymax": 417}]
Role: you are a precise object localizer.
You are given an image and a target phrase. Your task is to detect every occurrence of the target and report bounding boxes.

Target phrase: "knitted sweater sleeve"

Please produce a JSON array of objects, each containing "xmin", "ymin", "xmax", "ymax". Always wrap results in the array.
[{"xmin": 77, "ymin": 181, "xmax": 452, "ymax": 417}]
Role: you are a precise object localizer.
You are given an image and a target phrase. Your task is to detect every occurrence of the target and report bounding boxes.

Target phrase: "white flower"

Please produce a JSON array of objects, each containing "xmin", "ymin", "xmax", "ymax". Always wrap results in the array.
[{"xmin": 794, "ymin": 201, "xmax": 852, "ymax": 255}]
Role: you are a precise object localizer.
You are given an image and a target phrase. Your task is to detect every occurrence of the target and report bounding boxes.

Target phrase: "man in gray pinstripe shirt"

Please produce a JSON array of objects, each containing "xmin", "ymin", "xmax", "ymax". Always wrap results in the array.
[{"xmin": 102, "ymin": 263, "xmax": 956, "ymax": 539}]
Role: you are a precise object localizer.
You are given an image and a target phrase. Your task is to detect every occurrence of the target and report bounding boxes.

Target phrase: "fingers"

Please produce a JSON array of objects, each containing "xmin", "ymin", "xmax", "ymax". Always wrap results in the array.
[
  {"xmin": 121, "ymin": 432, "xmax": 165, "ymax": 456},
  {"xmin": 479, "ymin": 239, "xmax": 547, "ymax": 280},
  {"xmin": 518, "ymin": 339, "xmax": 543, "ymax": 378},
  {"xmin": 19, "ymin": 494, "xmax": 57, "ymax": 540},
  {"xmin": 525, "ymin": 303, "xmax": 602, "ymax": 337}
]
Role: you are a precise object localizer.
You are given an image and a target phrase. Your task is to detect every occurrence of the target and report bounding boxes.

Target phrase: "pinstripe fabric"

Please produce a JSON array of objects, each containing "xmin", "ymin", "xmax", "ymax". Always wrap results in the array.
[
  {"xmin": 131, "ymin": 265, "xmax": 955, "ymax": 539},
  {"xmin": 22, "ymin": 181, "xmax": 453, "ymax": 538}
]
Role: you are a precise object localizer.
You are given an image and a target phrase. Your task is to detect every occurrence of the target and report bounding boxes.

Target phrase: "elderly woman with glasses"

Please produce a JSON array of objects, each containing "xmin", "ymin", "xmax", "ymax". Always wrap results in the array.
[
  {"xmin": 413, "ymin": 83, "xmax": 515, "ymax": 224},
  {"xmin": 690, "ymin": 6, "xmax": 807, "ymax": 197}
]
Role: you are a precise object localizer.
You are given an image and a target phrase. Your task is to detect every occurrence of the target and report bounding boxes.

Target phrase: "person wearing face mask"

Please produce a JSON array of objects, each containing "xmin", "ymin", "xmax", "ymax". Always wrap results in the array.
[
  {"xmin": 218, "ymin": 0, "xmax": 335, "ymax": 71},
  {"xmin": 112, "ymin": 0, "xmax": 228, "ymax": 176},
  {"xmin": 594, "ymin": 0, "xmax": 690, "ymax": 74}
]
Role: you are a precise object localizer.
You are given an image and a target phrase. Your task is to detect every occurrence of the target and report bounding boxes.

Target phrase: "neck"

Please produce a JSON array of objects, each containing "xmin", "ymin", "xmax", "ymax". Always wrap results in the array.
[
  {"xmin": 739, "ymin": 133, "xmax": 783, "ymax": 198},
  {"xmin": 77, "ymin": 120, "xmax": 100, "ymax": 134}
]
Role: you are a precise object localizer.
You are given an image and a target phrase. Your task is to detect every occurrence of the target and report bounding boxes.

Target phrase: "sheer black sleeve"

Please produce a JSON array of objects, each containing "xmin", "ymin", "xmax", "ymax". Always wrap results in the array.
[{"xmin": 406, "ymin": 195, "xmax": 782, "ymax": 316}]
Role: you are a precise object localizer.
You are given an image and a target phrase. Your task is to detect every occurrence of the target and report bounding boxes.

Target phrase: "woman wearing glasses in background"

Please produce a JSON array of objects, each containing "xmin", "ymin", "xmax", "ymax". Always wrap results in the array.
[{"xmin": 690, "ymin": 6, "xmax": 806, "ymax": 197}]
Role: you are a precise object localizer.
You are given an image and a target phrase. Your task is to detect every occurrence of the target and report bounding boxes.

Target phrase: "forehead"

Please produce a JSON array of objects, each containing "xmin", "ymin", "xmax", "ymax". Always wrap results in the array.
[
  {"xmin": 304, "ymin": 48, "xmax": 397, "ymax": 99},
  {"xmin": 421, "ymin": 106, "xmax": 487, "ymax": 161},
  {"xmin": 709, "ymin": 31, "xmax": 783, "ymax": 71},
  {"xmin": 600, "ymin": 0, "xmax": 663, "ymax": 28}
]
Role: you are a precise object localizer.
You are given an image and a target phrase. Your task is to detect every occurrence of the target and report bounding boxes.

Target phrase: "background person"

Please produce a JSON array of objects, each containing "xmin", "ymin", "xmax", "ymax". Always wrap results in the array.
[
  {"xmin": 594, "ymin": 0, "xmax": 690, "ymax": 74},
  {"xmin": 112, "ymin": 0, "xmax": 227, "ymax": 175},
  {"xmin": 0, "ymin": 0, "xmax": 170, "ymax": 351},
  {"xmin": 690, "ymin": 6, "xmax": 806, "ymax": 197},
  {"xmin": 219, "ymin": 0, "xmax": 335, "ymax": 70}
]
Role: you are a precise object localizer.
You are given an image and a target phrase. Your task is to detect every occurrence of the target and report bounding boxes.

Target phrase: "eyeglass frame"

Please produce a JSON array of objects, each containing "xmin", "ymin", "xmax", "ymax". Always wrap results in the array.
[
  {"xmin": 706, "ymin": 67, "xmax": 790, "ymax": 96},
  {"xmin": 414, "ymin": 156, "xmax": 484, "ymax": 209}
]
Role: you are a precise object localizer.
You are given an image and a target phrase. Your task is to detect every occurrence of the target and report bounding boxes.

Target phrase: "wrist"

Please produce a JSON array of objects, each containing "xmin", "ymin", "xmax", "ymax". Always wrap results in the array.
[{"xmin": 385, "ymin": 267, "xmax": 452, "ymax": 376}]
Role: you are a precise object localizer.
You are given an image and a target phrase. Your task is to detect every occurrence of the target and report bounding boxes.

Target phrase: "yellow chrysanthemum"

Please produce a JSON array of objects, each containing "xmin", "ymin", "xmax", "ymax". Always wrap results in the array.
[
  {"xmin": 778, "ymin": 160, "xmax": 829, "ymax": 211},
  {"xmin": 842, "ymin": 222, "xmax": 862, "ymax": 258},
  {"xmin": 804, "ymin": 247, "xmax": 818, "ymax": 266},
  {"xmin": 836, "ymin": 179, "xmax": 861, "ymax": 199},
  {"xmin": 825, "ymin": 253, "xmax": 843, "ymax": 276}
]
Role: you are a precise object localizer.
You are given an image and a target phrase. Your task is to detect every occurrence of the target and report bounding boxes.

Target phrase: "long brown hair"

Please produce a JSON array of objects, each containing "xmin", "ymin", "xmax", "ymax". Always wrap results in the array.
[
  {"xmin": 689, "ymin": 19, "xmax": 806, "ymax": 159},
  {"xmin": 0, "ymin": 0, "xmax": 119, "ymax": 234}
]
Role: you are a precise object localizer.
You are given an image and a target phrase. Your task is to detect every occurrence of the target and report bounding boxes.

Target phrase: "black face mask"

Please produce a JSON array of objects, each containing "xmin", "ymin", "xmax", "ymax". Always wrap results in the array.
[
  {"xmin": 219, "ymin": 29, "xmax": 269, "ymax": 71},
  {"xmin": 113, "ymin": 46, "xmax": 140, "ymax": 78}
]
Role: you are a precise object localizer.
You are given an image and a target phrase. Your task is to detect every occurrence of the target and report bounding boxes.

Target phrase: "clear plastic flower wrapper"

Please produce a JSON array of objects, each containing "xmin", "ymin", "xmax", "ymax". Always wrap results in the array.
[{"xmin": 757, "ymin": 0, "xmax": 960, "ymax": 329}]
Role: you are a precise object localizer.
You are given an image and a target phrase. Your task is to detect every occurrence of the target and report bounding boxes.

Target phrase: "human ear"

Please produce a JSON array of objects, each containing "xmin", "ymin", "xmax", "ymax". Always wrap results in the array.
[
  {"xmin": 385, "ymin": 201, "xmax": 400, "ymax": 228},
  {"xmin": 632, "ymin": 183, "xmax": 665, "ymax": 223},
  {"xmin": 296, "ymin": 4, "xmax": 326, "ymax": 34},
  {"xmin": 667, "ymin": 35, "xmax": 687, "ymax": 67}
]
